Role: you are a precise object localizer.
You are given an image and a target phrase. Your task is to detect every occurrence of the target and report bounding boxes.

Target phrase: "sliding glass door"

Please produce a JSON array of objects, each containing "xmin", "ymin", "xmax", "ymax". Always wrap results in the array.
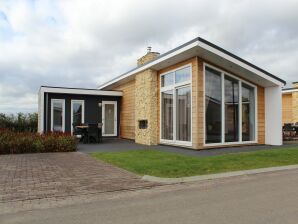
[
  {"xmin": 160, "ymin": 66, "xmax": 191, "ymax": 145},
  {"xmin": 161, "ymin": 91, "xmax": 174, "ymax": 140},
  {"xmin": 205, "ymin": 64, "xmax": 256, "ymax": 145},
  {"xmin": 176, "ymin": 86, "xmax": 191, "ymax": 142}
]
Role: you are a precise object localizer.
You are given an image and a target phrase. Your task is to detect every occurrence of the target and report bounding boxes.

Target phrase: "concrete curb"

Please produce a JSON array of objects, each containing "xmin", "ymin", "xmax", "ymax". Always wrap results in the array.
[{"xmin": 142, "ymin": 164, "xmax": 298, "ymax": 183}]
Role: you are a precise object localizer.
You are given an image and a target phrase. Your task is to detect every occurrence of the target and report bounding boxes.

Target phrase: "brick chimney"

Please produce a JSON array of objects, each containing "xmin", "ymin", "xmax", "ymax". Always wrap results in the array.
[
  {"xmin": 293, "ymin": 82, "xmax": 298, "ymax": 88},
  {"xmin": 137, "ymin": 47, "xmax": 160, "ymax": 66}
]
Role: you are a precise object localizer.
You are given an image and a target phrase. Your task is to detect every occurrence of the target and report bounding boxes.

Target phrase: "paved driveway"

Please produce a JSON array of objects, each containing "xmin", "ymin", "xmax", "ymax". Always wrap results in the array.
[{"xmin": 0, "ymin": 152, "xmax": 158, "ymax": 214}]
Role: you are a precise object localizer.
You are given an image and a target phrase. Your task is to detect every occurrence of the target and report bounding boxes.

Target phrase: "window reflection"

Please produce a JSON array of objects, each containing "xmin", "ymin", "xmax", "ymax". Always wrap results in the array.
[
  {"xmin": 175, "ymin": 67, "xmax": 191, "ymax": 84},
  {"xmin": 176, "ymin": 86, "xmax": 191, "ymax": 141},
  {"xmin": 161, "ymin": 72, "xmax": 174, "ymax": 87},
  {"xmin": 224, "ymin": 76, "xmax": 239, "ymax": 142},
  {"xmin": 205, "ymin": 67, "xmax": 222, "ymax": 143},
  {"xmin": 242, "ymin": 84, "xmax": 255, "ymax": 141},
  {"xmin": 161, "ymin": 91, "xmax": 173, "ymax": 140},
  {"xmin": 53, "ymin": 101, "xmax": 63, "ymax": 132}
]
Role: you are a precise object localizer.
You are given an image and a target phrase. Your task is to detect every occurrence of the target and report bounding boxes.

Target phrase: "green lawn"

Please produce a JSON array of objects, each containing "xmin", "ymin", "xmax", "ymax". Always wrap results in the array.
[{"xmin": 91, "ymin": 147, "xmax": 298, "ymax": 178}]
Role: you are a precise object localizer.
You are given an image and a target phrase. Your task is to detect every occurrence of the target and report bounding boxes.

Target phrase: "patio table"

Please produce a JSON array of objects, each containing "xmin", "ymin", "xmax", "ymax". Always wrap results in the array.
[
  {"xmin": 75, "ymin": 124, "xmax": 102, "ymax": 143},
  {"xmin": 75, "ymin": 125, "xmax": 88, "ymax": 129}
]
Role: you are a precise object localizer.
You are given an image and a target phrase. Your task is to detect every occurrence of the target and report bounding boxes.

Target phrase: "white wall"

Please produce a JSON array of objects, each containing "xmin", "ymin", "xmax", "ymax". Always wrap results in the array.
[
  {"xmin": 37, "ymin": 89, "xmax": 44, "ymax": 133},
  {"xmin": 265, "ymin": 86, "xmax": 283, "ymax": 145}
]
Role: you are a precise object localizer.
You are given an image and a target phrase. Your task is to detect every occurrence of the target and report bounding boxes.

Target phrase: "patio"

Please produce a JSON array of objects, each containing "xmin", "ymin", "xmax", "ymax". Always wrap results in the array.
[{"xmin": 77, "ymin": 138, "xmax": 298, "ymax": 157}]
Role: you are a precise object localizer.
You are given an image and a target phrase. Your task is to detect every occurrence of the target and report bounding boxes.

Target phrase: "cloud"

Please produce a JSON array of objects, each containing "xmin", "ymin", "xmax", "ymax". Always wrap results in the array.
[{"xmin": 0, "ymin": 0, "xmax": 297, "ymax": 113}]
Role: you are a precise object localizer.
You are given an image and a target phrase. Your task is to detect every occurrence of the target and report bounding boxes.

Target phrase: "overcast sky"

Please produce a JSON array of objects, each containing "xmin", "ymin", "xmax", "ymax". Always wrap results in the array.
[{"xmin": 0, "ymin": 0, "xmax": 297, "ymax": 113}]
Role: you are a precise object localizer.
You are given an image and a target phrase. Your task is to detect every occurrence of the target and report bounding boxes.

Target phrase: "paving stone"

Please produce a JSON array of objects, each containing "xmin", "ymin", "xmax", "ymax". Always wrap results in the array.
[{"xmin": 0, "ymin": 152, "xmax": 159, "ymax": 214}]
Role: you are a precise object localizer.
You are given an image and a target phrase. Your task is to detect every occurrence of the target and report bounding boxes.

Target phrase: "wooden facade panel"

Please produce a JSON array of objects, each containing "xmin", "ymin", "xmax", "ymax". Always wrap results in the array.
[
  {"xmin": 282, "ymin": 93, "xmax": 293, "ymax": 124},
  {"xmin": 113, "ymin": 80, "xmax": 136, "ymax": 139},
  {"xmin": 257, "ymin": 86, "xmax": 265, "ymax": 144}
]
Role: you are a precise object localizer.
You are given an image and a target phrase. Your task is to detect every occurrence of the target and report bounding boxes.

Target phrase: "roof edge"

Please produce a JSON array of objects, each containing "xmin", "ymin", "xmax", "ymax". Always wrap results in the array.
[
  {"xmin": 39, "ymin": 86, "xmax": 123, "ymax": 96},
  {"xmin": 197, "ymin": 37, "xmax": 286, "ymax": 85},
  {"xmin": 98, "ymin": 37, "xmax": 286, "ymax": 89}
]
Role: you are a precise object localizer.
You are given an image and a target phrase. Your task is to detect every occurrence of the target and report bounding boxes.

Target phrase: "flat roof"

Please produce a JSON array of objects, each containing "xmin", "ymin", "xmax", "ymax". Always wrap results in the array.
[
  {"xmin": 282, "ymin": 87, "xmax": 298, "ymax": 94},
  {"xmin": 39, "ymin": 86, "xmax": 123, "ymax": 96},
  {"xmin": 98, "ymin": 37, "xmax": 286, "ymax": 90}
]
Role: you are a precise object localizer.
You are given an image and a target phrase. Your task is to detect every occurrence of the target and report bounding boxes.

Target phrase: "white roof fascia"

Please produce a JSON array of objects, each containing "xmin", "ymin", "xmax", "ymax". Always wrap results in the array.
[{"xmin": 40, "ymin": 87, "xmax": 123, "ymax": 96}]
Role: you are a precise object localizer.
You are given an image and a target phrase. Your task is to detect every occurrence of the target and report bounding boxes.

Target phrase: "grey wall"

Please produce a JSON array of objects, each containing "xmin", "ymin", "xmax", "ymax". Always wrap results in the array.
[{"xmin": 43, "ymin": 93, "xmax": 121, "ymax": 135}]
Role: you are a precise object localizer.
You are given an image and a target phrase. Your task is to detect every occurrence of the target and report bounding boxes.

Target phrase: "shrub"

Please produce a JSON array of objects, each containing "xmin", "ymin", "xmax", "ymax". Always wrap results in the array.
[
  {"xmin": 0, "ymin": 129, "xmax": 76, "ymax": 154},
  {"xmin": 0, "ymin": 113, "xmax": 38, "ymax": 133}
]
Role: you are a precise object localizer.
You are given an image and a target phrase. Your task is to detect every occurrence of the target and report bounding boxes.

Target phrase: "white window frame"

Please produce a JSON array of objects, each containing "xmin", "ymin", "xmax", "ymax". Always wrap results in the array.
[
  {"xmin": 102, "ymin": 101, "xmax": 118, "ymax": 137},
  {"xmin": 160, "ymin": 64, "xmax": 192, "ymax": 147},
  {"xmin": 71, "ymin": 100, "xmax": 85, "ymax": 134},
  {"xmin": 203, "ymin": 63, "xmax": 258, "ymax": 146},
  {"xmin": 51, "ymin": 99, "xmax": 65, "ymax": 132}
]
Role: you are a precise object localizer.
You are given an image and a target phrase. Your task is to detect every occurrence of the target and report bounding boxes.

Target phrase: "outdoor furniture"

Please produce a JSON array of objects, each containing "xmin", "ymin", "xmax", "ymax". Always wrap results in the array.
[
  {"xmin": 72, "ymin": 123, "xmax": 83, "ymax": 135},
  {"xmin": 86, "ymin": 123, "xmax": 99, "ymax": 143},
  {"xmin": 75, "ymin": 123, "xmax": 102, "ymax": 144},
  {"xmin": 75, "ymin": 124, "xmax": 88, "ymax": 143},
  {"xmin": 283, "ymin": 123, "xmax": 296, "ymax": 140}
]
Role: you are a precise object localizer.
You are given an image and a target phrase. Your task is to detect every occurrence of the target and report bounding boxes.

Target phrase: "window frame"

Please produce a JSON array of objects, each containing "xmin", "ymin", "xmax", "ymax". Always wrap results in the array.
[
  {"xmin": 203, "ymin": 63, "xmax": 258, "ymax": 146},
  {"xmin": 51, "ymin": 99, "xmax": 65, "ymax": 132},
  {"xmin": 160, "ymin": 64, "xmax": 192, "ymax": 147},
  {"xmin": 71, "ymin": 100, "xmax": 85, "ymax": 134}
]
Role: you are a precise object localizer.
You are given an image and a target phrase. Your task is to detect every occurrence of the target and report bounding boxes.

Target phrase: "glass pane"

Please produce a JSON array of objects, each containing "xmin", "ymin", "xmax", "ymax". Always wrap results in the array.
[
  {"xmin": 242, "ymin": 84, "xmax": 255, "ymax": 141},
  {"xmin": 161, "ymin": 73, "xmax": 174, "ymax": 87},
  {"xmin": 205, "ymin": 67, "xmax": 222, "ymax": 143},
  {"xmin": 176, "ymin": 86, "xmax": 191, "ymax": 141},
  {"xmin": 53, "ymin": 101, "xmax": 63, "ymax": 132},
  {"xmin": 224, "ymin": 76, "xmax": 239, "ymax": 142},
  {"xmin": 161, "ymin": 90, "xmax": 173, "ymax": 140},
  {"xmin": 104, "ymin": 104, "xmax": 115, "ymax": 134},
  {"xmin": 72, "ymin": 102, "xmax": 82, "ymax": 127},
  {"xmin": 175, "ymin": 67, "xmax": 191, "ymax": 84}
]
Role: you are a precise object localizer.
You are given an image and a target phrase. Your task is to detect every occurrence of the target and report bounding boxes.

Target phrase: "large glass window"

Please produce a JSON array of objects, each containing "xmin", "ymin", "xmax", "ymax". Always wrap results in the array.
[
  {"xmin": 224, "ymin": 76, "xmax": 239, "ymax": 142},
  {"xmin": 51, "ymin": 99, "xmax": 64, "ymax": 132},
  {"xmin": 71, "ymin": 100, "xmax": 84, "ymax": 133},
  {"xmin": 176, "ymin": 86, "xmax": 191, "ymax": 141},
  {"xmin": 205, "ymin": 65, "xmax": 256, "ymax": 144},
  {"xmin": 205, "ymin": 67, "xmax": 222, "ymax": 143},
  {"xmin": 161, "ymin": 91, "xmax": 174, "ymax": 140},
  {"xmin": 160, "ymin": 66, "xmax": 191, "ymax": 144},
  {"xmin": 242, "ymin": 84, "xmax": 255, "ymax": 141}
]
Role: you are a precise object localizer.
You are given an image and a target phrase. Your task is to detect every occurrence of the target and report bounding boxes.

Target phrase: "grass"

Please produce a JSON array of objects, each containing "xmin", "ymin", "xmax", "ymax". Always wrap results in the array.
[{"xmin": 91, "ymin": 147, "xmax": 298, "ymax": 178}]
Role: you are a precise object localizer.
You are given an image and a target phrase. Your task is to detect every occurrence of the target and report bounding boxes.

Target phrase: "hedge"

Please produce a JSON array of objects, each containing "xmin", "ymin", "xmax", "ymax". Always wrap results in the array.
[
  {"xmin": 0, "ymin": 113, "xmax": 38, "ymax": 133},
  {"xmin": 0, "ymin": 129, "xmax": 77, "ymax": 154}
]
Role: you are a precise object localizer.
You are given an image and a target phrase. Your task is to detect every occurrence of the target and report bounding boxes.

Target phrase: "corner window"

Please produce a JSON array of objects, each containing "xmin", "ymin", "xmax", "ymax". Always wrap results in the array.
[
  {"xmin": 204, "ymin": 64, "xmax": 256, "ymax": 145},
  {"xmin": 51, "ymin": 99, "xmax": 65, "ymax": 132}
]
